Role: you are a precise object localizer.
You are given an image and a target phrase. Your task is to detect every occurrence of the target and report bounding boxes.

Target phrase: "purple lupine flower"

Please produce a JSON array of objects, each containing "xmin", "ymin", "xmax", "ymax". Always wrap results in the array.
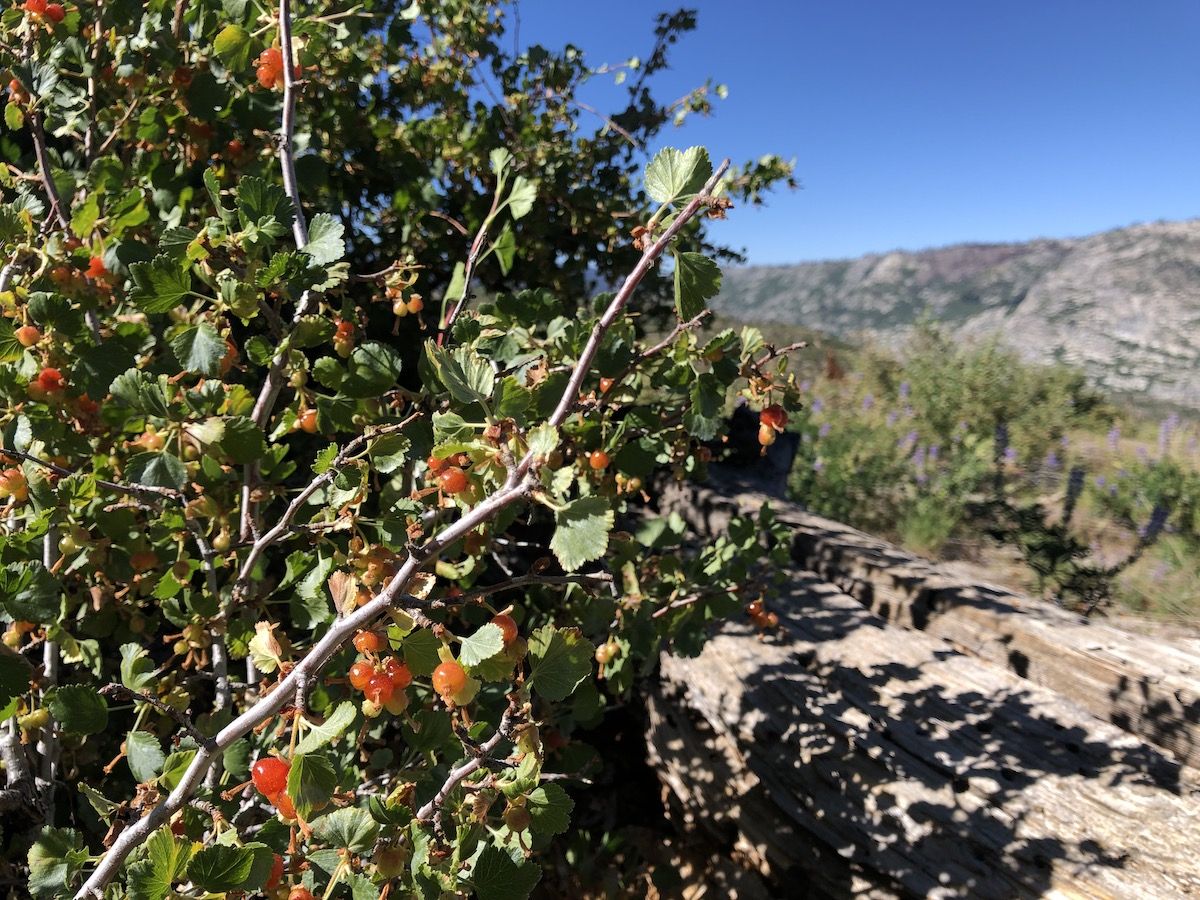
[
  {"xmin": 812, "ymin": 458, "xmax": 824, "ymax": 472},
  {"xmin": 817, "ymin": 422, "xmax": 831, "ymax": 438},
  {"xmin": 898, "ymin": 430, "xmax": 919, "ymax": 449},
  {"xmin": 912, "ymin": 445, "xmax": 926, "ymax": 468},
  {"xmin": 1107, "ymin": 426, "xmax": 1120, "ymax": 450},
  {"xmin": 885, "ymin": 411, "xmax": 898, "ymax": 427},
  {"xmin": 1094, "ymin": 475, "xmax": 1107, "ymax": 488},
  {"xmin": 1004, "ymin": 446, "xmax": 1018, "ymax": 465},
  {"xmin": 898, "ymin": 381, "xmax": 910, "ymax": 400},
  {"xmin": 1060, "ymin": 435, "xmax": 1070, "ymax": 449},
  {"xmin": 928, "ymin": 444, "xmax": 939, "ymax": 462},
  {"xmin": 861, "ymin": 393, "xmax": 875, "ymax": 411},
  {"xmin": 1044, "ymin": 451, "xmax": 1060, "ymax": 470},
  {"xmin": 810, "ymin": 398, "xmax": 824, "ymax": 414}
]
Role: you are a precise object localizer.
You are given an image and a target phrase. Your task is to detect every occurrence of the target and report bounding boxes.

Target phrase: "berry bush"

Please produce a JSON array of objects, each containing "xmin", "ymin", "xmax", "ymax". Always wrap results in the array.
[{"xmin": 0, "ymin": 1, "xmax": 798, "ymax": 896}]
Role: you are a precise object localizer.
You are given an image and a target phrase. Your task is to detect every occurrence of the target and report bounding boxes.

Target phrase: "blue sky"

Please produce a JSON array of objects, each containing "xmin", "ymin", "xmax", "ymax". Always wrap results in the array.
[{"xmin": 513, "ymin": 0, "xmax": 1200, "ymax": 264}]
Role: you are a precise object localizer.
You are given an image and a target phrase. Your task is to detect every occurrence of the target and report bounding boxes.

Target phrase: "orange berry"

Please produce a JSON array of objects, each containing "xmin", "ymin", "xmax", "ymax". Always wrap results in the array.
[
  {"xmin": 348, "ymin": 661, "xmax": 373, "ymax": 691},
  {"xmin": 85, "ymin": 256, "xmax": 107, "ymax": 280},
  {"xmin": 37, "ymin": 367, "xmax": 65, "ymax": 392},
  {"xmin": 22, "ymin": 0, "xmax": 46, "ymax": 18},
  {"xmin": 352, "ymin": 630, "xmax": 386, "ymax": 654},
  {"xmin": 364, "ymin": 672, "xmax": 394, "ymax": 705},
  {"xmin": 757, "ymin": 423, "xmax": 777, "ymax": 447},
  {"xmin": 296, "ymin": 408, "xmax": 318, "ymax": 434},
  {"xmin": 599, "ymin": 377, "xmax": 614, "ymax": 394},
  {"xmin": 0, "ymin": 468, "xmax": 28, "ymax": 503},
  {"xmin": 438, "ymin": 466, "xmax": 468, "ymax": 495},
  {"xmin": 273, "ymin": 790, "xmax": 296, "ymax": 820},
  {"xmin": 14, "ymin": 325, "xmax": 41, "ymax": 347},
  {"xmin": 746, "ymin": 599, "xmax": 764, "ymax": 617},
  {"xmin": 491, "ymin": 614, "xmax": 518, "ymax": 645},
  {"xmin": 427, "ymin": 454, "xmax": 450, "ymax": 474},
  {"xmin": 383, "ymin": 656, "xmax": 411, "ymax": 689},
  {"xmin": 431, "ymin": 661, "xmax": 466, "ymax": 699},
  {"xmin": 588, "ymin": 450, "xmax": 610, "ymax": 470},
  {"xmin": 406, "ymin": 295, "xmax": 424, "ymax": 313},
  {"xmin": 289, "ymin": 888, "xmax": 315, "ymax": 900}
]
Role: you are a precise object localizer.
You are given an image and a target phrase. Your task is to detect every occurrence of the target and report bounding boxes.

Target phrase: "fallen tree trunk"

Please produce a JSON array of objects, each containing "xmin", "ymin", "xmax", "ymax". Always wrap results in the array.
[
  {"xmin": 649, "ymin": 570, "xmax": 1200, "ymax": 898},
  {"xmin": 658, "ymin": 479, "xmax": 1200, "ymax": 770}
]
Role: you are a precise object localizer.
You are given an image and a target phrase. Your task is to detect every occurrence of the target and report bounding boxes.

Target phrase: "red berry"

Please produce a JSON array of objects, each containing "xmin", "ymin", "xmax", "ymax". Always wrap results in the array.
[
  {"xmin": 348, "ymin": 661, "xmax": 373, "ymax": 691},
  {"xmin": 491, "ymin": 614, "xmax": 518, "ymax": 645},
  {"xmin": 353, "ymin": 630, "xmax": 385, "ymax": 654},
  {"xmin": 251, "ymin": 757, "xmax": 290, "ymax": 796},
  {"xmin": 289, "ymin": 888, "xmax": 315, "ymax": 900},
  {"xmin": 335, "ymin": 319, "xmax": 354, "ymax": 338},
  {"xmin": 432, "ymin": 661, "xmax": 466, "ymax": 699},
  {"xmin": 438, "ymin": 466, "xmax": 468, "ymax": 495},
  {"xmin": 588, "ymin": 450, "xmax": 610, "ymax": 470},
  {"xmin": 85, "ymin": 256, "xmax": 107, "ymax": 280},
  {"xmin": 22, "ymin": 0, "xmax": 46, "ymax": 18},
  {"xmin": 44, "ymin": 2, "xmax": 64, "ymax": 22},
  {"xmin": 15, "ymin": 325, "xmax": 41, "ymax": 347},
  {"xmin": 37, "ymin": 367, "xmax": 64, "ymax": 392},
  {"xmin": 427, "ymin": 454, "xmax": 449, "ymax": 474},
  {"xmin": 266, "ymin": 854, "xmax": 284, "ymax": 890},
  {"xmin": 599, "ymin": 377, "xmax": 614, "ymax": 394},
  {"xmin": 759, "ymin": 404, "xmax": 787, "ymax": 431},
  {"xmin": 364, "ymin": 672, "xmax": 394, "ymax": 705},
  {"xmin": 383, "ymin": 656, "xmax": 411, "ymax": 689},
  {"xmin": 746, "ymin": 599, "xmax": 764, "ymax": 617},
  {"xmin": 129, "ymin": 549, "xmax": 159, "ymax": 573}
]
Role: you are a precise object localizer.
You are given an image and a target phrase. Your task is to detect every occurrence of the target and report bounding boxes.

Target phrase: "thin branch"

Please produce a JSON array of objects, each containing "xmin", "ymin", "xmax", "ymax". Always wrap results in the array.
[
  {"xmin": 93, "ymin": 100, "xmax": 139, "ymax": 158},
  {"xmin": 231, "ymin": 417, "xmax": 419, "ymax": 604},
  {"xmin": 0, "ymin": 448, "xmax": 184, "ymax": 505},
  {"xmin": 171, "ymin": 0, "xmax": 189, "ymax": 41},
  {"xmin": 600, "ymin": 310, "xmax": 711, "ymax": 411},
  {"xmin": 100, "ymin": 685, "xmax": 215, "ymax": 750},
  {"xmin": 36, "ymin": 530, "xmax": 59, "ymax": 824},
  {"xmin": 457, "ymin": 572, "xmax": 613, "ymax": 606},
  {"xmin": 752, "ymin": 340, "xmax": 807, "ymax": 369},
  {"xmin": 416, "ymin": 704, "xmax": 520, "ymax": 825},
  {"xmin": 28, "ymin": 83, "xmax": 69, "ymax": 229},
  {"xmin": 83, "ymin": 0, "xmax": 104, "ymax": 162}
]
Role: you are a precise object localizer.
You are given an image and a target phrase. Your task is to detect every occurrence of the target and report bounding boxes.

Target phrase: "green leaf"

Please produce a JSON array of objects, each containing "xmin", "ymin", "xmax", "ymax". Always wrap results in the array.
[
  {"xmin": 3, "ymin": 561, "xmax": 60, "ymax": 624},
  {"xmin": 672, "ymin": 251, "xmax": 721, "ymax": 321},
  {"xmin": 214, "ymin": 416, "xmax": 267, "ymax": 465},
  {"xmin": 302, "ymin": 213, "xmax": 346, "ymax": 265},
  {"xmin": 287, "ymin": 752, "xmax": 338, "ymax": 820},
  {"xmin": 125, "ymin": 452, "xmax": 186, "ymax": 491},
  {"xmin": 424, "ymin": 341, "xmax": 495, "ymax": 406},
  {"xmin": 126, "ymin": 730, "xmax": 166, "ymax": 783},
  {"xmin": 506, "ymin": 176, "xmax": 537, "ymax": 220},
  {"xmin": 28, "ymin": 827, "xmax": 87, "ymax": 900},
  {"xmin": 550, "ymin": 496, "xmax": 613, "ymax": 572},
  {"xmin": 459, "ymin": 623, "xmax": 504, "ymax": 668},
  {"xmin": 186, "ymin": 843, "xmax": 274, "ymax": 892},
  {"xmin": 5, "ymin": 101, "xmax": 24, "ymax": 131},
  {"xmin": 311, "ymin": 806, "xmax": 379, "ymax": 852},
  {"xmin": 492, "ymin": 222, "xmax": 516, "ymax": 274},
  {"xmin": 683, "ymin": 372, "xmax": 724, "ymax": 441},
  {"xmin": 213, "ymin": 24, "xmax": 252, "ymax": 70},
  {"xmin": 368, "ymin": 433, "xmax": 410, "ymax": 474},
  {"xmin": 222, "ymin": 739, "xmax": 250, "ymax": 777},
  {"xmin": 644, "ymin": 146, "xmax": 712, "ymax": 205},
  {"xmin": 526, "ymin": 783, "xmax": 573, "ymax": 836},
  {"xmin": 129, "ymin": 256, "xmax": 192, "ymax": 314},
  {"xmin": 120, "ymin": 643, "xmax": 157, "ymax": 692},
  {"xmin": 128, "ymin": 827, "xmax": 192, "ymax": 900},
  {"xmin": 169, "ymin": 323, "xmax": 226, "ymax": 376},
  {"xmin": 527, "ymin": 626, "xmax": 594, "ymax": 702},
  {"xmin": 158, "ymin": 749, "xmax": 196, "ymax": 791},
  {"xmin": 294, "ymin": 702, "xmax": 358, "ymax": 755},
  {"xmin": 46, "ymin": 684, "xmax": 108, "ymax": 735},
  {"xmin": 402, "ymin": 628, "xmax": 441, "ymax": 677},
  {"xmin": 236, "ymin": 176, "xmax": 292, "ymax": 230},
  {"xmin": 70, "ymin": 193, "xmax": 99, "ymax": 239},
  {"xmin": 470, "ymin": 845, "xmax": 541, "ymax": 900}
]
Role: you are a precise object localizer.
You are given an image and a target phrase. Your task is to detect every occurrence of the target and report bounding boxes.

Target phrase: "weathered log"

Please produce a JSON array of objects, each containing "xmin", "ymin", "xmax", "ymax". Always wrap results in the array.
[
  {"xmin": 649, "ymin": 570, "xmax": 1200, "ymax": 898},
  {"xmin": 657, "ymin": 479, "xmax": 1200, "ymax": 770}
]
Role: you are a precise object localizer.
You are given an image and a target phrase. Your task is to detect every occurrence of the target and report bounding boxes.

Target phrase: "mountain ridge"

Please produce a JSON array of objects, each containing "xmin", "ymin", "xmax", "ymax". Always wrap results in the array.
[{"xmin": 714, "ymin": 219, "xmax": 1200, "ymax": 408}]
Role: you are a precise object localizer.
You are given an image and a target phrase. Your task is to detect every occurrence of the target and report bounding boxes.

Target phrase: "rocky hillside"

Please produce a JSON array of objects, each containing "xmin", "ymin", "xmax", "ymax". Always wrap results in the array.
[{"xmin": 715, "ymin": 220, "xmax": 1200, "ymax": 408}]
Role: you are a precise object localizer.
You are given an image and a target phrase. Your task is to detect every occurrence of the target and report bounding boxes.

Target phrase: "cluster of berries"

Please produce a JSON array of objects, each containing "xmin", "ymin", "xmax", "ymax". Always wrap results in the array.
[
  {"xmin": 757, "ymin": 404, "xmax": 787, "ymax": 447},
  {"xmin": 250, "ymin": 757, "xmax": 296, "ymax": 819},
  {"xmin": 427, "ymin": 453, "xmax": 472, "ymax": 495},
  {"xmin": 348, "ymin": 630, "xmax": 413, "ymax": 716},
  {"xmin": 22, "ymin": 0, "xmax": 65, "ymax": 23}
]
